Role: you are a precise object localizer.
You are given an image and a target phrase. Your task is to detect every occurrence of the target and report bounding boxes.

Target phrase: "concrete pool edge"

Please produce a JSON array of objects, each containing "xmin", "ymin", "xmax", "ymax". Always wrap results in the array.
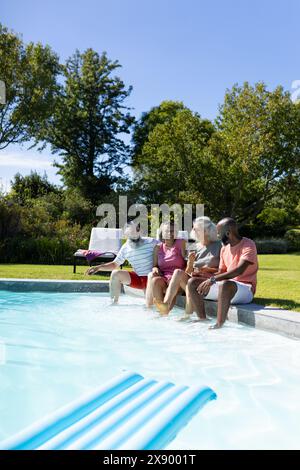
[
  {"xmin": 0, "ymin": 278, "xmax": 299, "ymax": 339},
  {"xmin": 175, "ymin": 294, "xmax": 300, "ymax": 339},
  {"xmin": 0, "ymin": 278, "xmax": 110, "ymax": 293}
]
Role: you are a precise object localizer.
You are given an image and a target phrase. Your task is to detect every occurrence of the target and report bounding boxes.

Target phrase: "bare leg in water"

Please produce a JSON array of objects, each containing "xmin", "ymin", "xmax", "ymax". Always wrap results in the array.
[
  {"xmin": 209, "ymin": 280, "xmax": 237, "ymax": 329},
  {"xmin": 145, "ymin": 272, "xmax": 155, "ymax": 307},
  {"xmin": 109, "ymin": 269, "xmax": 131, "ymax": 304},
  {"xmin": 152, "ymin": 277, "xmax": 168, "ymax": 312},
  {"xmin": 155, "ymin": 269, "xmax": 189, "ymax": 315},
  {"xmin": 186, "ymin": 277, "xmax": 209, "ymax": 319}
]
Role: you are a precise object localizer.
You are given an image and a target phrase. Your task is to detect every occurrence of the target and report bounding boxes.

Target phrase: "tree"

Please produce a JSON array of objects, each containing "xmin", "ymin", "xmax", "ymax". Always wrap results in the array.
[
  {"xmin": 41, "ymin": 48, "xmax": 134, "ymax": 203},
  {"xmin": 132, "ymin": 84, "xmax": 300, "ymax": 227},
  {"xmin": 131, "ymin": 100, "xmax": 186, "ymax": 166},
  {"xmin": 0, "ymin": 23, "xmax": 60, "ymax": 150},
  {"xmin": 10, "ymin": 171, "xmax": 58, "ymax": 204},
  {"xmin": 206, "ymin": 82, "xmax": 300, "ymax": 224},
  {"xmin": 132, "ymin": 107, "xmax": 215, "ymax": 205},
  {"xmin": 62, "ymin": 189, "xmax": 94, "ymax": 226}
]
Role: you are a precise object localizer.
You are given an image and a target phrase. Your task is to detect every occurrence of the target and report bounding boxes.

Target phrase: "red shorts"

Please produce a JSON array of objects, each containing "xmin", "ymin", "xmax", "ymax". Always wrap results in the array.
[{"xmin": 128, "ymin": 271, "xmax": 148, "ymax": 290}]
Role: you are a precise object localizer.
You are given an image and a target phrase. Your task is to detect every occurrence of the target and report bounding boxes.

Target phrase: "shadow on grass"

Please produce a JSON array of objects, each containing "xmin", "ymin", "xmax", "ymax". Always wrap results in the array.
[
  {"xmin": 259, "ymin": 252, "xmax": 300, "ymax": 256},
  {"xmin": 254, "ymin": 297, "xmax": 300, "ymax": 312},
  {"xmin": 260, "ymin": 267, "xmax": 300, "ymax": 271}
]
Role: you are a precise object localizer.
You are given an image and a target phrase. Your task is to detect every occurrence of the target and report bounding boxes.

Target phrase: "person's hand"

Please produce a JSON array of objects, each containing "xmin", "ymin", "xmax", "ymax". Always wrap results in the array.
[
  {"xmin": 186, "ymin": 251, "xmax": 196, "ymax": 272},
  {"xmin": 191, "ymin": 268, "xmax": 202, "ymax": 277},
  {"xmin": 197, "ymin": 278, "xmax": 212, "ymax": 296},
  {"xmin": 188, "ymin": 251, "xmax": 196, "ymax": 263},
  {"xmin": 152, "ymin": 267, "xmax": 161, "ymax": 277},
  {"xmin": 200, "ymin": 266, "xmax": 218, "ymax": 273},
  {"xmin": 85, "ymin": 266, "xmax": 100, "ymax": 275}
]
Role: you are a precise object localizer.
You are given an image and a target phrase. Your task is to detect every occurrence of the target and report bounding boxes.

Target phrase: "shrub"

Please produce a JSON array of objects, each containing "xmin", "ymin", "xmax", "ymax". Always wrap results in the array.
[
  {"xmin": 0, "ymin": 223, "xmax": 90, "ymax": 264},
  {"xmin": 63, "ymin": 189, "xmax": 94, "ymax": 226},
  {"xmin": 255, "ymin": 207, "xmax": 290, "ymax": 237},
  {"xmin": 0, "ymin": 200, "xmax": 22, "ymax": 238},
  {"xmin": 254, "ymin": 238, "xmax": 288, "ymax": 254},
  {"xmin": 1, "ymin": 237, "xmax": 66, "ymax": 264},
  {"xmin": 284, "ymin": 229, "xmax": 300, "ymax": 252}
]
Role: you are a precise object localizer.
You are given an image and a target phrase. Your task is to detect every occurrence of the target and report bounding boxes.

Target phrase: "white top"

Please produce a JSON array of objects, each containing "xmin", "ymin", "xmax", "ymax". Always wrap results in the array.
[{"xmin": 114, "ymin": 238, "xmax": 159, "ymax": 276}]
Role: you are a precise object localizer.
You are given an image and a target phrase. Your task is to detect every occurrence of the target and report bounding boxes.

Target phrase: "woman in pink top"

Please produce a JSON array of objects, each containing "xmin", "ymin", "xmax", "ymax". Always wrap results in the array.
[
  {"xmin": 149, "ymin": 222, "xmax": 186, "ymax": 311},
  {"xmin": 157, "ymin": 238, "xmax": 186, "ymax": 282}
]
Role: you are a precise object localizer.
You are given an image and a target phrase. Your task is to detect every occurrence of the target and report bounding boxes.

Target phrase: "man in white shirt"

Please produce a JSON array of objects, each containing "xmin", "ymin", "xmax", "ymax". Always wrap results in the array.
[{"xmin": 86, "ymin": 222, "xmax": 158, "ymax": 303}]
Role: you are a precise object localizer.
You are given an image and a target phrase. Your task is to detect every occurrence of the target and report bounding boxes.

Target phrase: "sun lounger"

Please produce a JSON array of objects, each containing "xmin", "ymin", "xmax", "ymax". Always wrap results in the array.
[{"xmin": 73, "ymin": 227, "xmax": 123, "ymax": 273}]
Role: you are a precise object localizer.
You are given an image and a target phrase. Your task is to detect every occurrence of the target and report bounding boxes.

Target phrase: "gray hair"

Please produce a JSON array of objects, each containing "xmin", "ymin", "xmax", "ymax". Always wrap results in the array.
[{"xmin": 190, "ymin": 216, "xmax": 217, "ymax": 243}]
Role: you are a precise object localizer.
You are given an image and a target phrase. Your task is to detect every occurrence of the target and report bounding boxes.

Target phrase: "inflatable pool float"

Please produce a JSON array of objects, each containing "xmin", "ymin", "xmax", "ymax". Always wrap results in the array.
[{"xmin": 1, "ymin": 371, "xmax": 216, "ymax": 450}]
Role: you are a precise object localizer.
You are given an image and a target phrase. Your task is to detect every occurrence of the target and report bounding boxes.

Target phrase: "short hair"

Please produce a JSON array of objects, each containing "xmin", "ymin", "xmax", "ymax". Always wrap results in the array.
[
  {"xmin": 218, "ymin": 217, "xmax": 238, "ymax": 231},
  {"xmin": 191, "ymin": 216, "xmax": 218, "ymax": 243}
]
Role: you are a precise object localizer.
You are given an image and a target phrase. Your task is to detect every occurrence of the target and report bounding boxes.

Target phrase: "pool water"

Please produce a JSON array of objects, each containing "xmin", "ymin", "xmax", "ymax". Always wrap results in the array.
[{"xmin": 0, "ymin": 291, "xmax": 299, "ymax": 450}]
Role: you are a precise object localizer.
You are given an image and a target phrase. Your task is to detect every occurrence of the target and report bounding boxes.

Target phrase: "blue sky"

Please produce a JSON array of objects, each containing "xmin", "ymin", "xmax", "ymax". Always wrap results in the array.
[{"xmin": 1, "ymin": 0, "xmax": 300, "ymax": 190}]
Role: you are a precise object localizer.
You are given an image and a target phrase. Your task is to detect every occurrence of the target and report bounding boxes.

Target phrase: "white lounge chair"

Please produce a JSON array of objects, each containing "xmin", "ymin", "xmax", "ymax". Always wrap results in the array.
[{"xmin": 73, "ymin": 227, "xmax": 123, "ymax": 273}]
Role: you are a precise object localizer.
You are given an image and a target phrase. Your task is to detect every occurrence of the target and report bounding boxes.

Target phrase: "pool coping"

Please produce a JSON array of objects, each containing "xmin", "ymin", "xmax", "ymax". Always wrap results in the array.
[
  {"xmin": 0, "ymin": 278, "xmax": 110, "ymax": 292},
  {"xmin": 1, "ymin": 278, "xmax": 299, "ymax": 339}
]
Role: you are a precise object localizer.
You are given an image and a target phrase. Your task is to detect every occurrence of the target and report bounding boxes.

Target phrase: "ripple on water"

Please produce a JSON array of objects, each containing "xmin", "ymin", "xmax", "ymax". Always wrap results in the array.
[{"xmin": 0, "ymin": 291, "xmax": 300, "ymax": 449}]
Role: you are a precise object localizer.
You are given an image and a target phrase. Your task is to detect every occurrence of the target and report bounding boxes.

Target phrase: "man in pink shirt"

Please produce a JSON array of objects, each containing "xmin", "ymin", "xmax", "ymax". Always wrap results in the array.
[{"xmin": 186, "ymin": 217, "xmax": 258, "ymax": 329}]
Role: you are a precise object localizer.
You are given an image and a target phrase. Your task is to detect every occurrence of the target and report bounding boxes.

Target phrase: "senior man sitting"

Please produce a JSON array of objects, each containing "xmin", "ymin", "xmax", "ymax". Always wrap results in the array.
[{"xmin": 86, "ymin": 221, "xmax": 158, "ymax": 304}]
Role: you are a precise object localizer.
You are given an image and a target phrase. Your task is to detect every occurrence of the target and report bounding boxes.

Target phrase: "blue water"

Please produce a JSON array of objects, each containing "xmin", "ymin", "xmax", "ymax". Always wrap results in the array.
[{"xmin": 0, "ymin": 291, "xmax": 300, "ymax": 449}]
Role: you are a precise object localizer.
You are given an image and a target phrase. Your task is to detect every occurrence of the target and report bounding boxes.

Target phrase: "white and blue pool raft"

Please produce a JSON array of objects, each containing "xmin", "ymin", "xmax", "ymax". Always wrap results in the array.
[{"xmin": 1, "ymin": 371, "xmax": 217, "ymax": 450}]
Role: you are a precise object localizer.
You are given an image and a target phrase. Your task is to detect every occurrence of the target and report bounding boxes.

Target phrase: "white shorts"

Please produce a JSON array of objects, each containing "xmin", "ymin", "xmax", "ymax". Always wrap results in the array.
[{"xmin": 204, "ymin": 280, "xmax": 254, "ymax": 304}]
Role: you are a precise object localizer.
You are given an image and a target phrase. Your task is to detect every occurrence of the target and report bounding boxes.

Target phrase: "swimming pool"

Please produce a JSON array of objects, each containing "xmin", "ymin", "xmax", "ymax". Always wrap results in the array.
[{"xmin": 0, "ymin": 290, "xmax": 299, "ymax": 450}]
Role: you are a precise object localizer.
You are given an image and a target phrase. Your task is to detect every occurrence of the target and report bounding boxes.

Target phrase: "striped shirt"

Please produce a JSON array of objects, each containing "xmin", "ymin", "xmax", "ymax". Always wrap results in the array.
[{"xmin": 114, "ymin": 238, "xmax": 159, "ymax": 276}]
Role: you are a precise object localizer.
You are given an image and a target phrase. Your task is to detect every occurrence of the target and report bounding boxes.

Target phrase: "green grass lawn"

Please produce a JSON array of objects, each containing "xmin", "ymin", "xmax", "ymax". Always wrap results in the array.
[
  {"xmin": 0, "ymin": 254, "xmax": 299, "ymax": 311},
  {"xmin": 255, "ymin": 253, "xmax": 300, "ymax": 311},
  {"xmin": 0, "ymin": 263, "xmax": 120, "ymax": 281}
]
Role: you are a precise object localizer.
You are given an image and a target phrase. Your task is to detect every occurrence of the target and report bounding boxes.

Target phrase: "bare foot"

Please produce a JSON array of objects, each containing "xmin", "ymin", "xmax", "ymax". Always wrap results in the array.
[
  {"xmin": 154, "ymin": 299, "xmax": 170, "ymax": 315},
  {"xmin": 209, "ymin": 322, "xmax": 223, "ymax": 329},
  {"xmin": 177, "ymin": 314, "xmax": 192, "ymax": 322},
  {"xmin": 144, "ymin": 304, "xmax": 155, "ymax": 310}
]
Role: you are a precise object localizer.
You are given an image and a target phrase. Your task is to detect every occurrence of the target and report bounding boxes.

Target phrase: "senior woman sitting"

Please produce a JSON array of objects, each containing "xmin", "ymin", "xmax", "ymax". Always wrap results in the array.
[
  {"xmin": 154, "ymin": 216, "xmax": 221, "ymax": 317},
  {"xmin": 145, "ymin": 221, "xmax": 186, "ymax": 309}
]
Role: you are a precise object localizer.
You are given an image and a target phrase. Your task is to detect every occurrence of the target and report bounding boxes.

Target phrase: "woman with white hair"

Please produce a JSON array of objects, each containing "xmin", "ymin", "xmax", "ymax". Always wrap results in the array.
[{"xmin": 155, "ymin": 216, "xmax": 221, "ymax": 316}]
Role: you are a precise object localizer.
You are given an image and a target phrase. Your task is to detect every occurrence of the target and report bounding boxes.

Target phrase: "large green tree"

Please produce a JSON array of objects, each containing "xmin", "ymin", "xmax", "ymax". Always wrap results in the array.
[
  {"xmin": 131, "ymin": 100, "xmax": 186, "ymax": 166},
  {"xmin": 133, "ymin": 84, "xmax": 300, "ymax": 226},
  {"xmin": 41, "ymin": 48, "xmax": 134, "ymax": 203},
  {"xmin": 132, "ymin": 106, "xmax": 215, "ymax": 204},
  {"xmin": 0, "ymin": 24, "xmax": 60, "ymax": 150},
  {"xmin": 206, "ymin": 82, "xmax": 300, "ymax": 223}
]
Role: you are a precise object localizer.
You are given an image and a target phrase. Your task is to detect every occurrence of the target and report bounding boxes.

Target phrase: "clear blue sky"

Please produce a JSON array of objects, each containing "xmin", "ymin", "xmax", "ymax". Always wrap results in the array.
[{"xmin": 1, "ymin": 0, "xmax": 299, "ymax": 190}]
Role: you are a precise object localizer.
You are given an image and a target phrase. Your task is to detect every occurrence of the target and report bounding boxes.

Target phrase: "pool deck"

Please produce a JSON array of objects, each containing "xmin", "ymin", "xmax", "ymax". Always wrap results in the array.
[{"xmin": 0, "ymin": 278, "xmax": 299, "ymax": 340}]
